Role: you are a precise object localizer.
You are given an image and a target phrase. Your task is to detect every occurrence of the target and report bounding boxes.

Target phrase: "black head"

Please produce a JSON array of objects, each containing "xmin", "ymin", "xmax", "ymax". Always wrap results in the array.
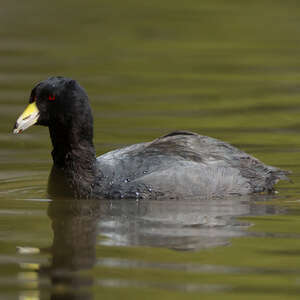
[{"xmin": 14, "ymin": 76, "xmax": 94, "ymax": 146}]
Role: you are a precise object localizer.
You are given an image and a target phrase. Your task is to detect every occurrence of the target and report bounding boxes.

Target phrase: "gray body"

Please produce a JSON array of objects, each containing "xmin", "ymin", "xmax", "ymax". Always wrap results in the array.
[{"xmin": 95, "ymin": 131, "xmax": 288, "ymax": 200}]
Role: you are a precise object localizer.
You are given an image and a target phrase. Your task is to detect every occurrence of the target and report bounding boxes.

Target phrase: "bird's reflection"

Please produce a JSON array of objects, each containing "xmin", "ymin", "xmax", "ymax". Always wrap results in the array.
[
  {"xmin": 95, "ymin": 195, "xmax": 282, "ymax": 250},
  {"xmin": 41, "ymin": 194, "xmax": 282, "ymax": 299},
  {"xmin": 40, "ymin": 199, "xmax": 103, "ymax": 300}
]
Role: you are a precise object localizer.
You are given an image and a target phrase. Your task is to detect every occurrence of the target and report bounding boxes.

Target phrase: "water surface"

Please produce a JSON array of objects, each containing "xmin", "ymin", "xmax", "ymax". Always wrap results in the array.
[{"xmin": 1, "ymin": 0, "xmax": 300, "ymax": 299}]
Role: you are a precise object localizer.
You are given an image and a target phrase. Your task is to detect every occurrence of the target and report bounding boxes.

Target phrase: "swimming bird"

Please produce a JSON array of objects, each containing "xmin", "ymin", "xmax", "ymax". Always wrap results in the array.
[{"xmin": 13, "ymin": 76, "xmax": 289, "ymax": 200}]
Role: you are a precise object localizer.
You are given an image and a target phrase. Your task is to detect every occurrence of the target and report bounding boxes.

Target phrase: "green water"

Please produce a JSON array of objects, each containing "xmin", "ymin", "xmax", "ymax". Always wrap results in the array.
[{"xmin": 1, "ymin": 0, "xmax": 300, "ymax": 299}]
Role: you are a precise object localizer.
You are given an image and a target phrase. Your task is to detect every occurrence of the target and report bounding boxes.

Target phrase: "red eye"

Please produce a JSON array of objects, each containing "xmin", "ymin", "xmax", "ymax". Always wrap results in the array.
[{"xmin": 49, "ymin": 95, "xmax": 55, "ymax": 101}]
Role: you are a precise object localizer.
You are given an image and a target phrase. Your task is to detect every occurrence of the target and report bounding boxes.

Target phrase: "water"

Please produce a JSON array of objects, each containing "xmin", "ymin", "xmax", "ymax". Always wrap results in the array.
[{"xmin": 1, "ymin": 0, "xmax": 300, "ymax": 299}]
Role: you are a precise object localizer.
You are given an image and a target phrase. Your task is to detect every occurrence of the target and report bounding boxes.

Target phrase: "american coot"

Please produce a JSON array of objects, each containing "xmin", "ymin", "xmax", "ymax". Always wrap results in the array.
[{"xmin": 13, "ymin": 76, "xmax": 289, "ymax": 200}]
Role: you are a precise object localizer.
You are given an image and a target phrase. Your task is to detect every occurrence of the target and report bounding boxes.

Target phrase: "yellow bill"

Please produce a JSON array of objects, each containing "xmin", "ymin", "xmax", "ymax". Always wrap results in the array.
[{"xmin": 13, "ymin": 102, "xmax": 40, "ymax": 134}]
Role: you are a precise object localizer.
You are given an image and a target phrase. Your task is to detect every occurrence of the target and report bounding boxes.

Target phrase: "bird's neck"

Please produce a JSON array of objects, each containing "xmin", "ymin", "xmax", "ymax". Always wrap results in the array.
[{"xmin": 49, "ymin": 126, "xmax": 100, "ymax": 199}]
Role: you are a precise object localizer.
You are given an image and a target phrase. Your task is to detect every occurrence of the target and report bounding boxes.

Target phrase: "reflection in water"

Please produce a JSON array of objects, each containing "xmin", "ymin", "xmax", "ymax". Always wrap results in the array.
[
  {"xmin": 37, "ymin": 195, "xmax": 282, "ymax": 299},
  {"xmin": 96, "ymin": 196, "xmax": 282, "ymax": 250},
  {"xmin": 41, "ymin": 199, "xmax": 102, "ymax": 300}
]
